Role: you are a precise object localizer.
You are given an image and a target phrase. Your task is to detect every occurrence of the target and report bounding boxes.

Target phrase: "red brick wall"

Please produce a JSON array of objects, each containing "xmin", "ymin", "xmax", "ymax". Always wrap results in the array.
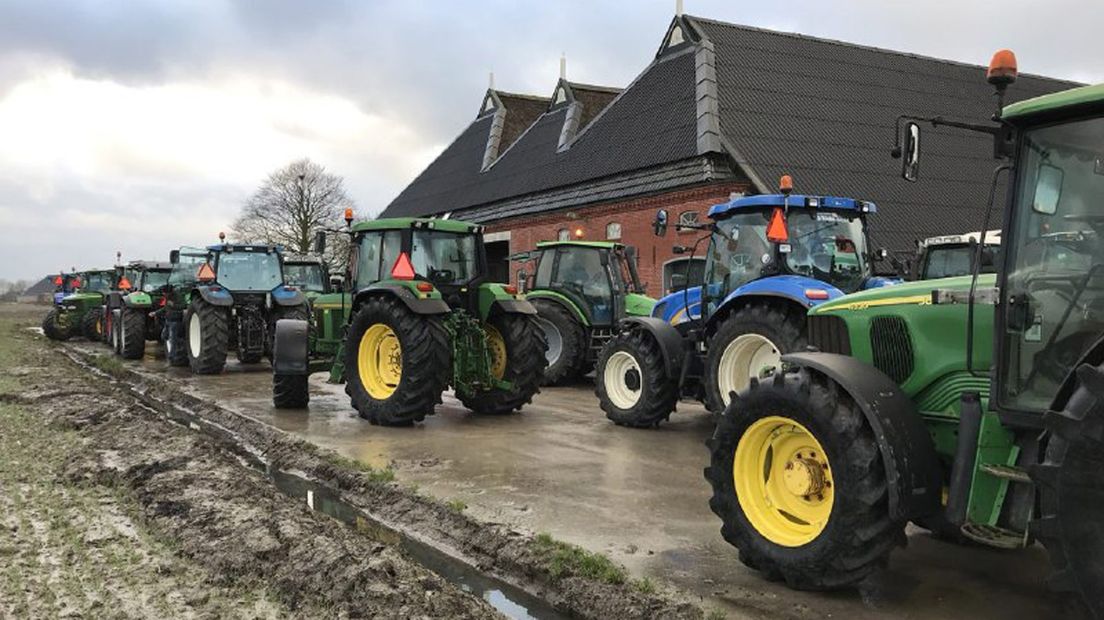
[{"xmin": 487, "ymin": 182, "xmax": 748, "ymax": 297}]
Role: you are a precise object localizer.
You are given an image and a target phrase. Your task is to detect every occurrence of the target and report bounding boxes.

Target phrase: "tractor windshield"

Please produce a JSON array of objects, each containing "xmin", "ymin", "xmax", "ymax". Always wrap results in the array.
[
  {"xmin": 170, "ymin": 248, "xmax": 208, "ymax": 286},
  {"xmin": 284, "ymin": 263, "xmax": 326, "ymax": 292},
  {"xmin": 410, "ymin": 231, "xmax": 479, "ymax": 286},
  {"xmin": 920, "ymin": 244, "xmax": 1000, "ymax": 280},
  {"xmin": 1000, "ymin": 115, "xmax": 1104, "ymax": 411},
  {"xmin": 141, "ymin": 270, "xmax": 171, "ymax": 293},
  {"xmin": 784, "ymin": 210, "xmax": 869, "ymax": 292},
  {"xmin": 81, "ymin": 272, "xmax": 114, "ymax": 293},
  {"xmin": 215, "ymin": 250, "xmax": 283, "ymax": 291}
]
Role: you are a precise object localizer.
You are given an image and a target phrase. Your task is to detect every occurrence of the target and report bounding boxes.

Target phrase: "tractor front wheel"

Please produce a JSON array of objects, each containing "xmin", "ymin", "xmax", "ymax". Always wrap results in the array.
[
  {"xmin": 119, "ymin": 307, "xmax": 147, "ymax": 360},
  {"xmin": 344, "ymin": 296, "xmax": 449, "ymax": 426},
  {"xmin": 81, "ymin": 308, "xmax": 104, "ymax": 341},
  {"xmin": 458, "ymin": 314, "xmax": 547, "ymax": 415},
  {"xmin": 42, "ymin": 309, "xmax": 71, "ymax": 341},
  {"xmin": 273, "ymin": 374, "xmax": 310, "ymax": 409},
  {"xmin": 596, "ymin": 328, "xmax": 678, "ymax": 428},
  {"xmin": 1031, "ymin": 363, "xmax": 1104, "ymax": 619},
  {"xmin": 185, "ymin": 299, "xmax": 229, "ymax": 374},
  {"xmin": 705, "ymin": 367, "xmax": 903, "ymax": 590},
  {"xmin": 531, "ymin": 299, "xmax": 586, "ymax": 385},
  {"xmin": 703, "ymin": 302, "xmax": 806, "ymax": 416}
]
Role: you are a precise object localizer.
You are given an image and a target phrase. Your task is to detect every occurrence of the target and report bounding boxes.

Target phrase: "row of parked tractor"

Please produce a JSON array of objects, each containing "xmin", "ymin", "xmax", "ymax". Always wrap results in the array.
[{"xmin": 39, "ymin": 51, "xmax": 1102, "ymax": 615}]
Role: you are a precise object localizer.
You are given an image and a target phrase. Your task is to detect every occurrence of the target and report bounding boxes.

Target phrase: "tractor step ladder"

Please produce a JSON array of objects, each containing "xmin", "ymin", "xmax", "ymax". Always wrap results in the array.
[
  {"xmin": 960, "ymin": 522, "xmax": 1029, "ymax": 549},
  {"xmin": 979, "ymin": 463, "xmax": 1033, "ymax": 483}
]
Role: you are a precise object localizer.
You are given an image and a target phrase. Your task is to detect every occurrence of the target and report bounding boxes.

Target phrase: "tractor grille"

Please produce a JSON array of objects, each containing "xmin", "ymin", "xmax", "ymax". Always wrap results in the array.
[
  {"xmin": 870, "ymin": 316, "xmax": 914, "ymax": 383},
  {"xmin": 807, "ymin": 314, "xmax": 851, "ymax": 355}
]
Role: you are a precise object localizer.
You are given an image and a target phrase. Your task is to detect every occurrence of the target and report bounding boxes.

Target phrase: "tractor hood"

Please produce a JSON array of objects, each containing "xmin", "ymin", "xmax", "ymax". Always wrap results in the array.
[
  {"xmin": 811, "ymin": 274, "xmax": 995, "ymax": 315},
  {"xmin": 624, "ymin": 292, "xmax": 655, "ymax": 317}
]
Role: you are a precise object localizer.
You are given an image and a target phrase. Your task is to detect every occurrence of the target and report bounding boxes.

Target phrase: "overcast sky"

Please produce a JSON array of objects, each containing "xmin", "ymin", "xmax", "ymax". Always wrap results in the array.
[{"xmin": 0, "ymin": 0, "xmax": 1100, "ymax": 282}]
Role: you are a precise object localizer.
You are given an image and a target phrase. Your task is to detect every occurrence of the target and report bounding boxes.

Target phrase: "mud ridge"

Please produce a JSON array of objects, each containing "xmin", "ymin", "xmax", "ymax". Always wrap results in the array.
[{"xmin": 64, "ymin": 345, "xmax": 704, "ymax": 620}]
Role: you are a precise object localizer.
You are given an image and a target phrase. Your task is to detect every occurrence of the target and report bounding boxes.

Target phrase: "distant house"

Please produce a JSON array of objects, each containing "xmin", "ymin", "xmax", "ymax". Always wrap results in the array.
[
  {"xmin": 19, "ymin": 275, "xmax": 59, "ymax": 303},
  {"xmin": 380, "ymin": 13, "xmax": 1078, "ymax": 292}
]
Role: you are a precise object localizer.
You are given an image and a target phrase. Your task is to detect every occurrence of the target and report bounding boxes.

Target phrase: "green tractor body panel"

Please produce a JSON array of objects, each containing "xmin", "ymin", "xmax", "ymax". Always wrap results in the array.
[
  {"xmin": 351, "ymin": 217, "xmax": 476, "ymax": 234},
  {"xmin": 808, "ymin": 274, "xmax": 1012, "ymax": 524},
  {"xmin": 524, "ymin": 290, "xmax": 589, "ymax": 325},
  {"xmin": 476, "ymin": 281, "xmax": 528, "ymax": 321},
  {"xmin": 624, "ymin": 292, "xmax": 655, "ymax": 317},
  {"xmin": 1001, "ymin": 82, "xmax": 1104, "ymax": 121}
]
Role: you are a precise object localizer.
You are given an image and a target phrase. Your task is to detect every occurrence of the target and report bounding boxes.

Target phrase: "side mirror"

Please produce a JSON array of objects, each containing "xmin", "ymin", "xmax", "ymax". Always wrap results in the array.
[
  {"xmin": 328, "ymin": 275, "xmax": 345, "ymax": 293},
  {"xmin": 654, "ymin": 209, "xmax": 669, "ymax": 237},
  {"xmin": 516, "ymin": 270, "xmax": 529, "ymax": 294},
  {"xmin": 169, "ymin": 250, "xmax": 180, "ymax": 264},
  {"xmin": 1033, "ymin": 163, "xmax": 1064, "ymax": 214},
  {"xmin": 901, "ymin": 122, "xmax": 921, "ymax": 182},
  {"xmin": 313, "ymin": 230, "xmax": 327, "ymax": 254}
]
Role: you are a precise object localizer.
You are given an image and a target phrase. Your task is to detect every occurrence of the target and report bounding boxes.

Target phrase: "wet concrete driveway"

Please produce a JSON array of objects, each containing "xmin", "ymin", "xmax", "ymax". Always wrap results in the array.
[{"xmin": 78, "ymin": 341, "xmax": 1060, "ymax": 620}]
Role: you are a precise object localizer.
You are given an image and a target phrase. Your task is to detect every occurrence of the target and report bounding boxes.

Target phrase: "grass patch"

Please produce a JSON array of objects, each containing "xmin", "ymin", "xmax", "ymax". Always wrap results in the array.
[
  {"xmin": 532, "ymin": 532, "xmax": 626, "ymax": 585},
  {"xmin": 446, "ymin": 499, "xmax": 467, "ymax": 513},
  {"xmin": 631, "ymin": 577, "xmax": 656, "ymax": 594},
  {"xmin": 706, "ymin": 609, "xmax": 728, "ymax": 620},
  {"xmin": 90, "ymin": 354, "xmax": 126, "ymax": 378},
  {"xmin": 329, "ymin": 453, "xmax": 395, "ymax": 483}
]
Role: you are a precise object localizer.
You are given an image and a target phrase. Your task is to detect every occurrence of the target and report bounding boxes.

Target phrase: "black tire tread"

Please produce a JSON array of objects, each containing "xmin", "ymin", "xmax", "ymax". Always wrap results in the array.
[
  {"xmin": 273, "ymin": 373, "xmax": 310, "ymax": 409},
  {"xmin": 596, "ymin": 328, "xmax": 679, "ymax": 428},
  {"xmin": 81, "ymin": 308, "xmax": 103, "ymax": 341},
  {"xmin": 186, "ymin": 299, "xmax": 229, "ymax": 374},
  {"xmin": 531, "ymin": 299, "xmax": 587, "ymax": 386},
  {"xmin": 42, "ymin": 309, "xmax": 71, "ymax": 341},
  {"xmin": 119, "ymin": 307, "xmax": 147, "ymax": 360},
  {"xmin": 343, "ymin": 296, "xmax": 450, "ymax": 426},
  {"xmin": 704, "ymin": 367, "xmax": 903, "ymax": 590},
  {"xmin": 457, "ymin": 314, "xmax": 548, "ymax": 415}
]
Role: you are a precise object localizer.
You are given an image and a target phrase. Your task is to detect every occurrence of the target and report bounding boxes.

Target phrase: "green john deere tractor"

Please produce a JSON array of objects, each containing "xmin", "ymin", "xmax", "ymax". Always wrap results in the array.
[
  {"xmin": 271, "ymin": 217, "xmax": 548, "ymax": 426},
  {"xmin": 511, "ymin": 241, "xmax": 654, "ymax": 384},
  {"xmin": 106, "ymin": 261, "xmax": 173, "ymax": 359},
  {"xmin": 704, "ymin": 52, "xmax": 1104, "ymax": 616},
  {"xmin": 42, "ymin": 269, "xmax": 117, "ymax": 341},
  {"xmin": 282, "ymin": 253, "xmax": 331, "ymax": 302},
  {"xmin": 160, "ymin": 239, "xmax": 309, "ymax": 374}
]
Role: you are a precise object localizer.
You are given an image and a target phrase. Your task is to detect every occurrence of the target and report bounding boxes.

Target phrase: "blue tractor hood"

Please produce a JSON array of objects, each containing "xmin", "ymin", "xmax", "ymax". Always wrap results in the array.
[{"xmin": 653, "ymin": 275, "xmax": 848, "ymax": 326}]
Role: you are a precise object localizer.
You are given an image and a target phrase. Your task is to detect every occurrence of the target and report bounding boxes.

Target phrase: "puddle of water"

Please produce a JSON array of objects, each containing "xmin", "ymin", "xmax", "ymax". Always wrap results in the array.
[{"xmin": 67, "ymin": 349, "xmax": 567, "ymax": 620}]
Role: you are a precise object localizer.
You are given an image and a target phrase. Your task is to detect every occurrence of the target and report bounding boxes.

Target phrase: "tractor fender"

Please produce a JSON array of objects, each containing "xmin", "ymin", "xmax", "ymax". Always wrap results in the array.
[
  {"xmin": 491, "ymin": 298, "xmax": 537, "ymax": 315},
  {"xmin": 620, "ymin": 316, "xmax": 687, "ymax": 379},
  {"xmin": 721, "ymin": 275, "xmax": 844, "ymax": 312},
  {"xmin": 122, "ymin": 292, "xmax": 153, "ymax": 309},
  {"xmin": 526, "ymin": 291, "xmax": 588, "ymax": 324},
  {"xmin": 782, "ymin": 352, "xmax": 943, "ymax": 522},
  {"xmin": 356, "ymin": 284, "xmax": 449, "ymax": 315},
  {"xmin": 1049, "ymin": 333, "xmax": 1104, "ymax": 413},
  {"xmin": 272, "ymin": 318, "xmax": 310, "ymax": 375},
  {"xmin": 195, "ymin": 285, "xmax": 234, "ymax": 307},
  {"xmin": 272, "ymin": 286, "xmax": 306, "ymax": 307}
]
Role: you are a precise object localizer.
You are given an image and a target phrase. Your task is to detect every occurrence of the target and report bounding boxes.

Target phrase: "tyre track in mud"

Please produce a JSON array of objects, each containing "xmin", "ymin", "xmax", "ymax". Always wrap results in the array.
[{"xmin": 58, "ymin": 342, "xmax": 706, "ymax": 620}]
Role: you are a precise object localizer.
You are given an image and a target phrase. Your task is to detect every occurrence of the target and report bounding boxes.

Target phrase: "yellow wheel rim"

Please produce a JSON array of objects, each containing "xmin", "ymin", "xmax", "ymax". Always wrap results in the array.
[
  {"xmin": 358, "ymin": 323, "xmax": 402, "ymax": 400},
  {"xmin": 485, "ymin": 325, "xmax": 507, "ymax": 380},
  {"xmin": 733, "ymin": 416, "xmax": 834, "ymax": 547}
]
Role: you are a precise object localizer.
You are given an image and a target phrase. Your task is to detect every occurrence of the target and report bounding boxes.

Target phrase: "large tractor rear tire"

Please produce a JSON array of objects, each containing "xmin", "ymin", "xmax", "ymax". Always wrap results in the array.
[
  {"xmin": 1031, "ymin": 363, "xmax": 1104, "ymax": 619},
  {"xmin": 42, "ymin": 309, "xmax": 71, "ymax": 341},
  {"xmin": 102, "ymin": 306, "xmax": 113, "ymax": 345},
  {"xmin": 163, "ymin": 319, "xmax": 189, "ymax": 367},
  {"xmin": 705, "ymin": 367, "xmax": 904, "ymax": 590},
  {"xmin": 344, "ymin": 296, "xmax": 449, "ymax": 426},
  {"xmin": 119, "ymin": 307, "xmax": 147, "ymax": 360},
  {"xmin": 703, "ymin": 302, "xmax": 806, "ymax": 416},
  {"xmin": 81, "ymin": 308, "xmax": 104, "ymax": 341},
  {"xmin": 458, "ymin": 314, "xmax": 548, "ymax": 415},
  {"xmin": 531, "ymin": 299, "xmax": 586, "ymax": 386},
  {"xmin": 273, "ymin": 373, "xmax": 310, "ymax": 409},
  {"xmin": 185, "ymin": 299, "xmax": 229, "ymax": 374},
  {"xmin": 596, "ymin": 328, "xmax": 678, "ymax": 428}
]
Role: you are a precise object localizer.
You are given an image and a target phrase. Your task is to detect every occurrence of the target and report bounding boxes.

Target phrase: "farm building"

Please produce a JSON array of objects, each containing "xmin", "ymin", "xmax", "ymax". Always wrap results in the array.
[{"xmin": 379, "ymin": 13, "xmax": 1076, "ymax": 294}]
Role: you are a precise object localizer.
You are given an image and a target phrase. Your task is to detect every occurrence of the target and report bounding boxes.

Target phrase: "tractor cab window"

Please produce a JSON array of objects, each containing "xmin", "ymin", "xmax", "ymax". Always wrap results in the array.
[
  {"xmin": 169, "ymin": 248, "xmax": 208, "ymax": 286},
  {"xmin": 1000, "ymin": 115, "xmax": 1104, "ymax": 412},
  {"xmin": 284, "ymin": 263, "xmax": 326, "ymax": 292},
  {"xmin": 706, "ymin": 212, "xmax": 772, "ymax": 310},
  {"xmin": 921, "ymin": 244, "xmax": 1000, "ymax": 280},
  {"xmin": 411, "ymin": 231, "xmax": 479, "ymax": 286},
  {"xmin": 81, "ymin": 272, "xmax": 114, "ymax": 292},
  {"xmin": 785, "ymin": 211, "xmax": 869, "ymax": 293},
  {"xmin": 215, "ymin": 250, "xmax": 283, "ymax": 291},
  {"xmin": 554, "ymin": 247, "xmax": 613, "ymax": 323},
  {"xmin": 141, "ymin": 270, "xmax": 171, "ymax": 293}
]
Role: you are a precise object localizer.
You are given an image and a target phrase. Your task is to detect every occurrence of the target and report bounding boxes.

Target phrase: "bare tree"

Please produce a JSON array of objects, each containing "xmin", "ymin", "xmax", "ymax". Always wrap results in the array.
[{"xmin": 233, "ymin": 159, "xmax": 356, "ymax": 267}]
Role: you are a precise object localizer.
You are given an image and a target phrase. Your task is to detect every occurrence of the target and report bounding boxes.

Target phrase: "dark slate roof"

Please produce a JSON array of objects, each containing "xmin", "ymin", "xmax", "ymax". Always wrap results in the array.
[
  {"xmin": 382, "ymin": 49, "xmax": 700, "ymax": 218},
  {"xmin": 688, "ymin": 16, "xmax": 1080, "ymax": 250},
  {"xmin": 569, "ymin": 82, "xmax": 622, "ymax": 131},
  {"xmin": 496, "ymin": 92, "xmax": 551, "ymax": 151},
  {"xmin": 22, "ymin": 275, "xmax": 58, "ymax": 296}
]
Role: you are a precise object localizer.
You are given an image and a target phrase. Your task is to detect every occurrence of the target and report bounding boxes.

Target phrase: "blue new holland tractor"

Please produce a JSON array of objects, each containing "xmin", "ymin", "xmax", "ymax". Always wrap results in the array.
[{"xmin": 595, "ymin": 176, "xmax": 898, "ymax": 427}]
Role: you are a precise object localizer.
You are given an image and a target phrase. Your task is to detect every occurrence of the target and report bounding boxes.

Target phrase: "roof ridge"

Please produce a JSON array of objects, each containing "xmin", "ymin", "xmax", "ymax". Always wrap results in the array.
[
  {"xmin": 494, "ymin": 90, "xmax": 552, "ymax": 103},
  {"xmin": 684, "ymin": 14, "xmax": 1083, "ymax": 85},
  {"xmin": 566, "ymin": 81, "xmax": 623, "ymax": 94}
]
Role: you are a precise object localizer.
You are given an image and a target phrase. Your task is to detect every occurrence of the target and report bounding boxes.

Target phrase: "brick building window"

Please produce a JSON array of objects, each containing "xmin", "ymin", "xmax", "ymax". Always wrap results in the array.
[
  {"xmin": 606, "ymin": 222, "xmax": 622, "ymax": 240},
  {"xmin": 557, "ymin": 228, "xmax": 570, "ymax": 241},
  {"xmin": 677, "ymin": 211, "xmax": 699, "ymax": 232}
]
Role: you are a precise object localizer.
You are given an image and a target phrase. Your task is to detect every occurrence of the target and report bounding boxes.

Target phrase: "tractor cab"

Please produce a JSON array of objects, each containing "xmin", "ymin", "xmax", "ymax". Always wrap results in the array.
[
  {"xmin": 914, "ymin": 230, "xmax": 1002, "ymax": 280},
  {"xmin": 283, "ymin": 255, "xmax": 329, "ymax": 295},
  {"xmin": 652, "ymin": 192, "xmax": 891, "ymax": 326},
  {"xmin": 75, "ymin": 270, "xmax": 117, "ymax": 295},
  {"xmin": 522, "ymin": 241, "xmax": 648, "ymax": 326}
]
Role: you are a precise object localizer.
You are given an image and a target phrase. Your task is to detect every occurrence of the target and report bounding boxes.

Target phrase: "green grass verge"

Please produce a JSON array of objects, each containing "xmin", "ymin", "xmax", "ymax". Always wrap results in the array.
[{"xmin": 532, "ymin": 532, "xmax": 627, "ymax": 585}]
